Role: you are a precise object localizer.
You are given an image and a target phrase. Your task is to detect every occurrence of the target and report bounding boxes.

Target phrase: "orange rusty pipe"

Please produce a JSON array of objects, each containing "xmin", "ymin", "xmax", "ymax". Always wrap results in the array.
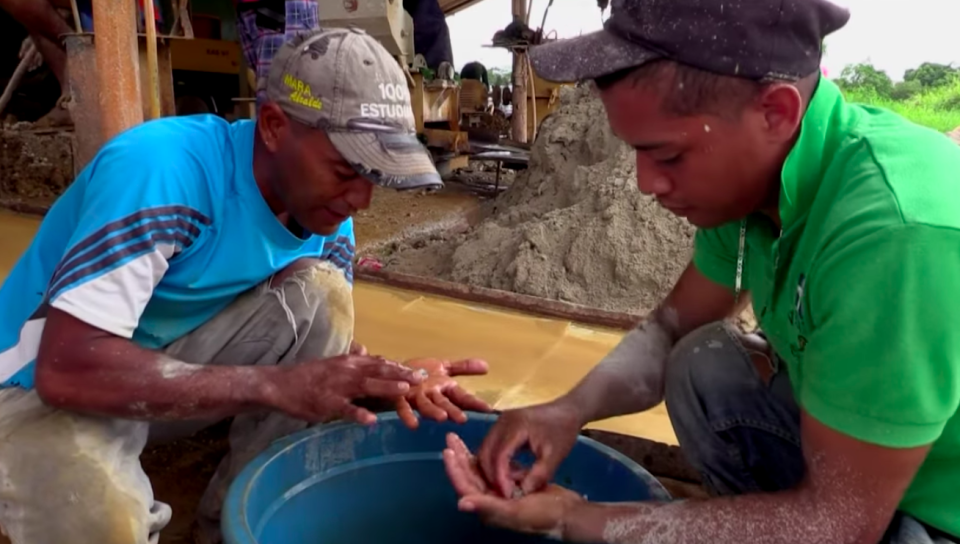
[
  {"xmin": 92, "ymin": 0, "xmax": 143, "ymax": 140},
  {"xmin": 142, "ymin": 0, "xmax": 161, "ymax": 119}
]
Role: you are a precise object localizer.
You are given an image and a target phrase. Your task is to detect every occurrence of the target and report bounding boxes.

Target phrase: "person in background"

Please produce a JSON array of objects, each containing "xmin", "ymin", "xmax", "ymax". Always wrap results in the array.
[
  {"xmin": 460, "ymin": 61, "xmax": 489, "ymax": 88},
  {"xmin": 0, "ymin": 0, "xmax": 74, "ymax": 126},
  {"xmin": 236, "ymin": 0, "xmax": 455, "ymax": 108},
  {"xmin": 442, "ymin": 0, "xmax": 960, "ymax": 542},
  {"xmin": 234, "ymin": 0, "xmax": 320, "ymax": 107},
  {"xmin": 402, "ymin": 0, "xmax": 453, "ymax": 71}
]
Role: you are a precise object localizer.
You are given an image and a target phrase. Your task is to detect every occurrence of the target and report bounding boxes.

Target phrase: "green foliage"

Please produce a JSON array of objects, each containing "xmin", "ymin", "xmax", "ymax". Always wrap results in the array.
[
  {"xmin": 838, "ymin": 63, "xmax": 894, "ymax": 96},
  {"xmin": 489, "ymin": 68, "xmax": 512, "ymax": 86},
  {"xmin": 889, "ymin": 80, "xmax": 923, "ymax": 101},
  {"xmin": 903, "ymin": 63, "xmax": 960, "ymax": 89},
  {"xmin": 842, "ymin": 76, "xmax": 960, "ymax": 133},
  {"xmin": 833, "ymin": 60, "xmax": 960, "ymax": 133}
]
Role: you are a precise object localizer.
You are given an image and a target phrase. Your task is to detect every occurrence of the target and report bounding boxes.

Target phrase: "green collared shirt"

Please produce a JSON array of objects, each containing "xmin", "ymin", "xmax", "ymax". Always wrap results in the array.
[{"xmin": 694, "ymin": 78, "xmax": 960, "ymax": 535}]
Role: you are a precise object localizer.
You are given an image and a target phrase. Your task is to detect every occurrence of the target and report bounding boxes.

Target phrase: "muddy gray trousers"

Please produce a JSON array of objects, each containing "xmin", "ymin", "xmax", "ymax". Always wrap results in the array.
[
  {"xmin": 0, "ymin": 260, "xmax": 354, "ymax": 544},
  {"xmin": 666, "ymin": 321, "xmax": 957, "ymax": 544}
]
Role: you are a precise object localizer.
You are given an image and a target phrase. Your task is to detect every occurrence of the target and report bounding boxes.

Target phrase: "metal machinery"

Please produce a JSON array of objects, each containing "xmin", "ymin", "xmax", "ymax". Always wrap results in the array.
[
  {"xmin": 312, "ymin": 0, "xmax": 574, "ymax": 177},
  {"xmin": 3, "ymin": 0, "xmax": 563, "ymax": 177},
  {"xmin": 318, "ymin": 0, "xmax": 415, "ymax": 66}
]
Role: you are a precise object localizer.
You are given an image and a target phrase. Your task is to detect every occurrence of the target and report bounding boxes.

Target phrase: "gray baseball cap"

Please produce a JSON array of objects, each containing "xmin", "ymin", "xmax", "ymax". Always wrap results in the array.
[
  {"xmin": 266, "ymin": 27, "xmax": 443, "ymax": 191},
  {"xmin": 530, "ymin": 0, "xmax": 848, "ymax": 84}
]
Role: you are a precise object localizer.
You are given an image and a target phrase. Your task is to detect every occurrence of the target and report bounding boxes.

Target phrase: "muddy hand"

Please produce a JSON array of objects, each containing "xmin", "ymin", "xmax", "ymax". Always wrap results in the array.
[
  {"xmin": 395, "ymin": 357, "xmax": 492, "ymax": 429},
  {"xmin": 443, "ymin": 432, "xmax": 583, "ymax": 538},
  {"xmin": 263, "ymin": 354, "xmax": 424, "ymax": 425},
  {"xmin": 478, "ymin": 400, "xmax": 583, "ymax": 498},
  {"xmin": 349, "ymin": 340, "xmax": 368, "ymax": 356}
]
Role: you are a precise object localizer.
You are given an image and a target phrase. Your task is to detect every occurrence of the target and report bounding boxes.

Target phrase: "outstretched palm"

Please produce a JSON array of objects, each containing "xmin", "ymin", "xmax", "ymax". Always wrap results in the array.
[{"xmin": 396, "ymin": 357, "xmax": 492, "ymax": 429}]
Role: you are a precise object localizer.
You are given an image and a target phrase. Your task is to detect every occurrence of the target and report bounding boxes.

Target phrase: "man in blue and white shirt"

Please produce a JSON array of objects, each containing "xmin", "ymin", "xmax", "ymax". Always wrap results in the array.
[{"xmin": 0, "ymin": 28, "xmax": 488, "ymax": 544}]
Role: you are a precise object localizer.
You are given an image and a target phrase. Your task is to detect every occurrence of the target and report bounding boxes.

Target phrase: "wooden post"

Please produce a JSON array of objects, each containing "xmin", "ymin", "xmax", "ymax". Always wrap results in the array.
[
  {"xmin": 92, "ymin": 0, "xmax": 143, "ymax": 140},
  {"xmin": 138, "ymin": 38, "xmax": 176, "ymax": 118},
  {"xmin": 64, "ymin": 34, "xmax": 103, "ymax": 174},
  {"xmin": 142, "ymin": 0, "xmax": 161, "ymax": 119},
  {"xmin": 509, "ymin": 0, "xmax": 527, "ymax": 143}
]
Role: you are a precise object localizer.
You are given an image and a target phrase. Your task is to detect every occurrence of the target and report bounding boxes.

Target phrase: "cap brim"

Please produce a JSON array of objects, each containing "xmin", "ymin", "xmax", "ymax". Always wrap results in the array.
[
  {"xmin": 529, "ymin": 29, "xmax": 661, "ymax": 83},
  {"xmin": 327, "ymin": 132, "xmax": 444, "ymax": 191}
]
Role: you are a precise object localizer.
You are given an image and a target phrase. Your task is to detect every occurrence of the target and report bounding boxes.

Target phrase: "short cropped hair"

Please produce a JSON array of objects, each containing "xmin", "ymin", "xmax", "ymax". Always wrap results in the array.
[{"xmin": 593, "ymin": 60, "xmax": 770, "ymax": 118}]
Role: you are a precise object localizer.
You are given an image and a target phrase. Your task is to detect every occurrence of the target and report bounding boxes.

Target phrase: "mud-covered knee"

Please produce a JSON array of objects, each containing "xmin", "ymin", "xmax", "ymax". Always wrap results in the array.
[
  {"xmin": 271, "ymin": 258, "xmax": 326, "ymax": 288},
  {"xmin": 270, "ymin": 260, "xmax": 352, "ymax": 308},
  {"xmin": 268, "ymin": 259, "xmax": 354, "ymax": 342},
  {"xmin": 665, "ymin": 321, "xmax": 754, "ymax": 413}
]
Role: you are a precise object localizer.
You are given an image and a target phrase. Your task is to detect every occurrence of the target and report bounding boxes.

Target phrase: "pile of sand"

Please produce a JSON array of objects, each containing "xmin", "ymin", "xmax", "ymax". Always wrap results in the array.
[{"xmin": 374, "ymin": 85, "xmax": 695, "ymax": 314}]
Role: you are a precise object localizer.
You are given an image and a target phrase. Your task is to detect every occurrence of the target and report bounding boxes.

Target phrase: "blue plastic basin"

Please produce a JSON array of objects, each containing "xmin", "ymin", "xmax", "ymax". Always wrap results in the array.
[{"xmin": 223, "ymin": 412, "xmax": 670, "ymax": 544}]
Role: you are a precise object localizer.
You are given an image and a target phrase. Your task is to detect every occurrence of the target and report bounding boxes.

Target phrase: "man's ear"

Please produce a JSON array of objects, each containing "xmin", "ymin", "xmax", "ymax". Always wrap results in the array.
[
  {"xmin": 257, "ymin": 102, "xmax": 290, "ymax": 153},
  {"xmin": 755, "ymin": 83, "xmax": 805, "ymax": 144}
]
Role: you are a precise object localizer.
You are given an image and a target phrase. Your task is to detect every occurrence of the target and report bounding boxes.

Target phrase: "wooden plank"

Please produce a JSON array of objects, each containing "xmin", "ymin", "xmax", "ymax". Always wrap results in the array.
[{"xmin": 411, "ymin": 73, "xmax": 425, "ymax": 134}]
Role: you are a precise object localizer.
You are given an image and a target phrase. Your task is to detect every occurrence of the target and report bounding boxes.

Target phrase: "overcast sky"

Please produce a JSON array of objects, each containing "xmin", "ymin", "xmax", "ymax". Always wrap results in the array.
[{"xmin": 446, "ymin": 0, "xmax": 960, "ymax": 81}]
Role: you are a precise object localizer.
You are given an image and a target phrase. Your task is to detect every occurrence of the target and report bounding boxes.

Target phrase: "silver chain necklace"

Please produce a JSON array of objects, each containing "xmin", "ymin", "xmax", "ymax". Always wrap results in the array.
[{"xmin": 734, "ymin": 218, "xmax": 747, "ymax": 305}]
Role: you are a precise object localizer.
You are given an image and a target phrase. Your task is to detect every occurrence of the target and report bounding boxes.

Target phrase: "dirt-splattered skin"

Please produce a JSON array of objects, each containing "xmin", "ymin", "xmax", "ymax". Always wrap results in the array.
[
  {"xmin": 34, "ymin": 304, "xmax": 424, "ymax": 424},
  {"xmin": 561, "ymin": 412, "xmax": 930, "ymax": 544},
  {"xmin": 476, "ymin": 262, "xmax": 748, "ymax": 498},
  {"xmin": 447, "ymin": 411, "xmax": 932, "ymax": 544}
]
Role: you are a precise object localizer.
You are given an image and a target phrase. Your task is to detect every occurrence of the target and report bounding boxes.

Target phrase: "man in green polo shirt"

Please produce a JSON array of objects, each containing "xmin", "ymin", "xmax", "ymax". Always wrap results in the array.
[{"xmin": 439, "ymin": 0, "xmax": 960, "ymax": 542}]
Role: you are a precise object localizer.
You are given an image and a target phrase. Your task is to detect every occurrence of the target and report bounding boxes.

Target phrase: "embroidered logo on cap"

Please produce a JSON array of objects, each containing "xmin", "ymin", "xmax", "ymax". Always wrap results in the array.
[{"xmin": 284, "ymin": 74, "xmax": 322, "ymax": 110}]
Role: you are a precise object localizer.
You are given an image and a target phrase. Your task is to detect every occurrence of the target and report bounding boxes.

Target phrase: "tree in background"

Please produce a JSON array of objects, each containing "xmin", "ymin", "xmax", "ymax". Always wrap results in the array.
[
  {"xmin": 903, "ymin": 62, "xmax": 960, "ymax": 90},
  {"xmin": 836, "ymin": 60, "xmax": 960, "ymax": 133},
  {"xmin": 889, "ymin": 79, "xmax": 924, "ymax": 100},
  {"xmin": 838, "ymin": 62, "xmax": 894, "ymax": 96},
  {"xmin": 489, "ymin": 68, "xmax": 512, "ymax": 87}
]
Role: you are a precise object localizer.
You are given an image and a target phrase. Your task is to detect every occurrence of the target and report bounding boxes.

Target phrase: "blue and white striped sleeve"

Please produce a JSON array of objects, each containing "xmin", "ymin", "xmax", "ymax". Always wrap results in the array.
[
  {"xmin": 321, "ymin": 217, "xmax": 356, "ymax": 285},
  {"xmin": 48, "ymin": 146, "xmax": 212, "ymax": 338}
]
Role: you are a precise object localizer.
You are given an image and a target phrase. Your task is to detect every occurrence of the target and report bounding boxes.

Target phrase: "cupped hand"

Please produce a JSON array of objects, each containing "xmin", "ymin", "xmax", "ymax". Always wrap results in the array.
[
  {"xmin": 395, "ymin": 357, "xmax": 493, "ymax": 429},
  {"xmin": 443, "ymin": 432, "xmax": 583, "ymax": 538}
]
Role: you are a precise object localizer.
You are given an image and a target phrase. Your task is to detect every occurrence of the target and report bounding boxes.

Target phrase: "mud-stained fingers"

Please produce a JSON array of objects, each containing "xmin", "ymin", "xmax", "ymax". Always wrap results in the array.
[
  {"xmin": 444, "ymin": 448, "xmax": 482, "ymax": 496},
  {"xmin": 445, "ymin": 358, "xmax": 490, "ymax": 377},
  {"xmin": 521, "ymin": 457, "xmax": 556, "ymax": 494},
  {"xmin": 339, "ymin": 402, "xmax": 378, "ymax": 426},
  {"xmin": 478, "ymin": 424, "xmax": 519, "ymax": 494},
  {"xmin": 446, "ymin": 433, "xmax": 488, "ymax": 493},
  {"xmin": 361, "ymin": 377, "xmax": 410, "ymax": 398},
  {"xmin": 521, "ymin": 438, "xmax": 561, "ymax": 493},
  {"xmin": 359, "ymin": 360, "xmax": 423, "ymax": 385},
  {"xmin": 445, "ymin": 386, "xmax": 493, "ymax": 413},
  {"xmin": 349, "ymin": 340, "xmax": 368, "ymax": 356},
  {"xmin": 395, "ymin": 396, "xmax": 419, "ymax": 429},
  {"xmin": 492, "ymin": 430, "xmax": 530, "ymax": 498},
  {"xmin": 429, "ymin": 389, "xmax": 466, "ymax": 423},
  {"xmin": 415, "ymin": 390, "xmax": 447, "ymax": 421}
]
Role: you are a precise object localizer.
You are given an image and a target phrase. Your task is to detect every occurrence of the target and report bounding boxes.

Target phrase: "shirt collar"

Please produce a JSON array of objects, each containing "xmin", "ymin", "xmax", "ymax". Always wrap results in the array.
[{"xmin": 779, "ymin": 77, "xmax": 859, "ymax": 230}]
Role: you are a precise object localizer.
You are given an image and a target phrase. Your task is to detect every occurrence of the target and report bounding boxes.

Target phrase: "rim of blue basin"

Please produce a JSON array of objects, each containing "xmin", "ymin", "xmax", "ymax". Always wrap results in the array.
[{"xmin": 222, "ymin": 411, "xmax": 670, "ymax": 544}]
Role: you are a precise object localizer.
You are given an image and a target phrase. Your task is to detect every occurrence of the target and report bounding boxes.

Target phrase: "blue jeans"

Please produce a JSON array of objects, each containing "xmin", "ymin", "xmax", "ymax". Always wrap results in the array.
[{"xmin": 663, "ymin": 321, "xmax": 956, "ymax": 544}]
